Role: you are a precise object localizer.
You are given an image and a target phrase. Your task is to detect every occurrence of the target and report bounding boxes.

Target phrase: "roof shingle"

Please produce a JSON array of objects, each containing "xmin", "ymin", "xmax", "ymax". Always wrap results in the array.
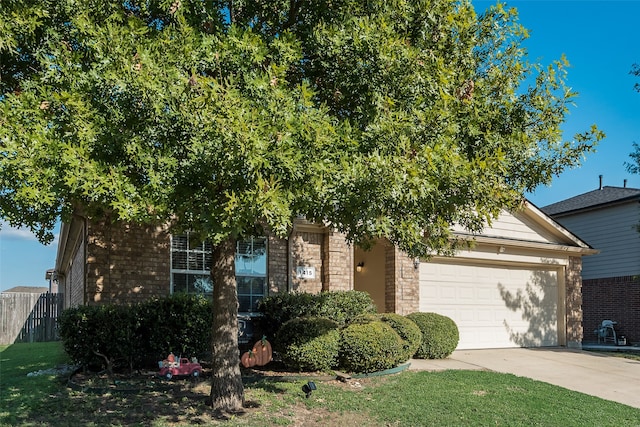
[{"xmin": 541, "ymin": 186, "xmax": 640, "ymax": 216}]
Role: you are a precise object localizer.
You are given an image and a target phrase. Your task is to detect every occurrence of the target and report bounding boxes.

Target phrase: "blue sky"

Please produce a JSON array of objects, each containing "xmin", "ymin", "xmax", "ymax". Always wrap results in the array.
[{"xmin": 1, "ymin": 0, "xmax": 639, "ymax": 291}]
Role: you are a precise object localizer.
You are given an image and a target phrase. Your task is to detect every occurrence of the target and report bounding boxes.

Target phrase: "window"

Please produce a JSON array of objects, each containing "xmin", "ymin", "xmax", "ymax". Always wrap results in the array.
[
  {"xmin": 170, "ymin": 234, "xmax": 267, "ymax": 313},
  {"xmin": 235, "ymin": 237, "xmax": 267, "ymax": 313},
  {"xmin": 171, "ymin": 233, "xmax": 213, "ymax": 295}
]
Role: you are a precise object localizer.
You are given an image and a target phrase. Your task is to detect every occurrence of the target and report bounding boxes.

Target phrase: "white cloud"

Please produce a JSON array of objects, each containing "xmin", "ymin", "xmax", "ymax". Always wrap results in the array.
[
  {"xmin": 0, "ymin": 221, "xmax": 38, "ymax": 241},
  {"xmin": 0, "ymin": 221, "xmax": 59, "ymax": 245}
]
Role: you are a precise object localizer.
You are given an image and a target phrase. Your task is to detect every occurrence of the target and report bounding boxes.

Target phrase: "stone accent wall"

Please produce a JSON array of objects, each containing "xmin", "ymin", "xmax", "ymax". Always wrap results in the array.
[
  {"xmin": 321, "ymin": 231, "xmax": 353, "ymax": 292},
  {"xmin": 86, "ymin": 219, "xmax": 171, "ymax": 305},
  {"xmin": 267, "ymin": 235, "xmax": 288, "ymax": 294},
  {"xmin": 582, "ymin": 274, "xmax": 640, "ymax": 344},
  {"xmin": 290, "ymin": 231, "xmax": 324, "ymax": 293},
  {"xmin": 384, "ymin": 243, "xmax": 419, "ymax": 315},
  {"xmin": 565, "ymin": 256, "xmax": 583, "ymax": 348}
]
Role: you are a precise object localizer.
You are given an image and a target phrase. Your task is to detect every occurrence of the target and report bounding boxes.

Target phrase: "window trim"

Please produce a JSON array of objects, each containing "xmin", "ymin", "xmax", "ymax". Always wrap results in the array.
[{"xmin": 169, "ymin": 234, "xmax": 268, "ymax": 313}]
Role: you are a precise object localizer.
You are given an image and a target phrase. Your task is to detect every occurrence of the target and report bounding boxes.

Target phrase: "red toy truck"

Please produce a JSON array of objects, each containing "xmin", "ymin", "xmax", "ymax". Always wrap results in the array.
[{"xmin": 158, "ymin": 354, "xmax": 202, "ymax": 379}]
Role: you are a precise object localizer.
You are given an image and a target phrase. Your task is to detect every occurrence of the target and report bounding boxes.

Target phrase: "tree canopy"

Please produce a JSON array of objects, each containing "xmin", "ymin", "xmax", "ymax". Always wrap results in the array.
[
  {"xmin": 626, "ymin": 64, "xmax": 640, "ymax": 175},
  {"xmin": 1, "ymin": 0, "xmax": 602, "ymax": 412}
]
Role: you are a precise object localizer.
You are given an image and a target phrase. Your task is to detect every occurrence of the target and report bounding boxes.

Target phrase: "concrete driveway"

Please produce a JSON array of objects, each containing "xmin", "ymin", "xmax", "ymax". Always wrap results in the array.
[{"xmin": 408, "ymin": 348, "xmax": 640, "ymax": 409}]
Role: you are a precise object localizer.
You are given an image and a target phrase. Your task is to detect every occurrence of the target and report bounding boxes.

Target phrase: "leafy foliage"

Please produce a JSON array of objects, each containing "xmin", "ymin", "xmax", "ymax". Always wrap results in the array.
[
  {"xmin": 275, "ymin": 317, "xmax": 340, "ymax": 372},
  {"xmin": 257, "ymin": 290, "xmax": 377, "ymax": 340},
  {"xmin": 136, "ymin": 293, "xmax": 212, "ymax": 366},
  {"xmin": 406, "ymin": 312, "xmax": 460, "ymax": 359},
  {"xmin": 58, "ymin": 294, "xmax": 212, "ymax": 371},
  {"xmin": 2, "ymin": 0, "xmax": 603, "ymax": 409},
  {"xmin": 352, "ymin": 312, "xmax": 422, "ymax": 363},
  {"xmin": 339, "ymin": 321, "xmax": 406, "ymax": 373},
  {"xmin": 58, "ymin": 304, "xmax": 140, "ymax": 371},
  {"xmin": 378, "ymin": 313, "xmax": 423, "ymax": 362},
  {"xmin": 1, "ymin": 0, "xmax": 602, "ymax": 254}
]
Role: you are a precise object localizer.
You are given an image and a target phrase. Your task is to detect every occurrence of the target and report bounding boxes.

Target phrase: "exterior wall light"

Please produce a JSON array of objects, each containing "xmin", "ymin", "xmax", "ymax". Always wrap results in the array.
[{"xmin": 356, "ymin": 262, "xmax": 364, "ymax": 273}]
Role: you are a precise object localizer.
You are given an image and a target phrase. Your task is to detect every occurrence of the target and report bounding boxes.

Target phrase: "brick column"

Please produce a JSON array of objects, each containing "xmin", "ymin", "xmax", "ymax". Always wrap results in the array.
[
  {"xmin": 384, "ymin": 243, "xmax": 419, "ymax": 315},
  {"xmin": 565, "ymin": 256, "xmax": 583, "ymax": 349},
  {"xmin": 321, "ymin": 231, "xmax": 353, "ymax": 292},
  {"xmin": 290, "ymin": 231, "xmax": 324, "ymax": 293},
  {"xmin": 267, "ymin": 235, "xmax": 288, "ymax": 294}
]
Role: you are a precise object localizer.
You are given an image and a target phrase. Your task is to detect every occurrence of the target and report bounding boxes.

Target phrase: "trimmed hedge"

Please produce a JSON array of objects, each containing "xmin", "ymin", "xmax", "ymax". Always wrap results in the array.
[
  {"xmin": 275, "ymin": 317, "xmax": 340, "ymax": 372},
  {"xmin": 256, "ymin": 290, "xmax": 377, "ymax": 341},
  {"xmin": 339, "ymin": 321, "xmax": 405, "ymax": 373},
  {"xmin": 406, "ymin": 312, "xmax": 459, "ymax": 359},
  {"xmin": 352, "ymin": 313, "xmax": 422, "ymax": 363},
  {"xmin": 136, "ymin": 293, "xmax": 212, "ymax": 366},
  {"xmin": 378, "ymin": 313, "xmax": 422, "ymax": 362},
  {"xmin": 58, "ymin": 294, "xmax": 212, "ymax": 371},
  {"xmin": 58, "ymin": 304, "xmax": 140, "ymax": 371}
]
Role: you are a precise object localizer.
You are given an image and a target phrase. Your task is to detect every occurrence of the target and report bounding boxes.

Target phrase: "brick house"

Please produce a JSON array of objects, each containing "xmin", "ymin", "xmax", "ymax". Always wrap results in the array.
[
  {"xmin": 54, "ymin": 200, "xmax": 595, "ymax": 349},
  {"xmin": 542, "ymin": 183, "xmax": 640, "ymax": 344}
]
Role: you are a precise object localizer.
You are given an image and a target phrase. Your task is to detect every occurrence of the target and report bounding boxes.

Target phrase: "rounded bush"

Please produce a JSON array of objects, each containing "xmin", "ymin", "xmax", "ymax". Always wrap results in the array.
[
  {"xmin": 378, "ymin": 313, "xmax": 422, "ymax": 362},
  {"xmin": 316, "ymin": 291, "xmax": 378, "ymax": 326},
  {"xmin": 257, "ymin": 290, "xmax": 377, "ymax": 340},
  {"xmin": 339, "ymin": 321, "xmax": 405, "ymax": 373},
  {"xmin": 275, "ymin": 317, "xmax": 340, "ymax": 372},
  {"xmin": 406, "ymin": 312, "xmax": 459, "ymax": 359},
  {"xmin": 351, "ymin": 313, "xmax": 421, "ymax": 363}
]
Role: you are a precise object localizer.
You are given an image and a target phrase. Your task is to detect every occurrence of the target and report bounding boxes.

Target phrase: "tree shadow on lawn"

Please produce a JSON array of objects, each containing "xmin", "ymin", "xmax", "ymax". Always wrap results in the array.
[{"xmin": 3, "ymin": 370, "xmax": 305, "ymax": 426}]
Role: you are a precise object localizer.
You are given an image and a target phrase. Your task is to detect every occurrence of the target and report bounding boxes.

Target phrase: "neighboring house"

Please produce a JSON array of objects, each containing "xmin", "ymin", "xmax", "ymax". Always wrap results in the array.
[
  {"xmin": 53, "ymin": 201, "xmax": 594, "ymax": 349},
  {"xmin": 542, "ymin": 183, "xmax": 640, "ymax": 344},
  {"xmin": 2, "ymin": 286, "xmax": 49, "ymax": 294}
]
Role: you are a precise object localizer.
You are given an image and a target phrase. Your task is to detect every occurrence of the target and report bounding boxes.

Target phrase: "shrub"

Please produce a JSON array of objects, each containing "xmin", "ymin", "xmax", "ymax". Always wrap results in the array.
[
  {"xmin": 316, "ymin": 291, "xmax": 378, "ymax": 326},
  {"xmin": 58, "ymin": 294, "xmax": 213, "ymax": 371},
  {"xmin": 339, "ymin": 321, "xmax": 405, "ymax": 373},
  {"xmin": 257, "ymin": 290, "xmax": 377, "ymax": 341},
  {"xmin": 406, "ymin": 312, "xmax": 459, "ymax": 359},
  {"xmin": 58, "ymin": 304, "xmax": 139, "ymax": 372},
  {"xmin": 351, "ymin": 313, "xmax": 422, "ymax": 364},
  {"xmin": 377, "ymin": 313, "xmax": 422, "ymax": 362},
  {"xmin": 256, "ymin": 292, "xmax": 319, "ymax": 339},
  {"xmin": 275, "ymin": 317, "xmax": 340, "ymax": 372},
  {"xmin": 136, "ymin": 293, "xmax": 212, "ymax": 365}
]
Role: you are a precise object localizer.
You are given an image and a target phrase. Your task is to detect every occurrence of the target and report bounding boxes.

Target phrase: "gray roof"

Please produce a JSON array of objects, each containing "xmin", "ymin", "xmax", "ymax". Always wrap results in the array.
[
  {"xmin": 541, "ymin": 186, "xmax": 640, "ymax": 216},
  {"xmin": 2, "ymin": 286, "xmax": 49, "ymax": 294}
]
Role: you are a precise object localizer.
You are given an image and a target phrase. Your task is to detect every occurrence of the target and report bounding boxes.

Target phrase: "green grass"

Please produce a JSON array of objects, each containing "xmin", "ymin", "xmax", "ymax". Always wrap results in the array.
[
  {"xmin": 1, "ymin": 342, "xmax": 640, "ymax": 426},
  {"xmin": 0, "ymin": 342, "xmax": 71, "ymax": 426}
]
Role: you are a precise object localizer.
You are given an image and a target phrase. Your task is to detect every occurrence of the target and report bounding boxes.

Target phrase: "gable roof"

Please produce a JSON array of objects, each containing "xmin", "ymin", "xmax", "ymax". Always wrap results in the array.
[
  {"xmin": 541, "ymin": 186, "xmax": 640, "ymax": 217},
  {"xmin": 2, "ymin": 286, "xmax": 49, "ymax": 294},
  {"xmin": 451, "ymin": 200, "xmax": 597, "ymax": 254}
]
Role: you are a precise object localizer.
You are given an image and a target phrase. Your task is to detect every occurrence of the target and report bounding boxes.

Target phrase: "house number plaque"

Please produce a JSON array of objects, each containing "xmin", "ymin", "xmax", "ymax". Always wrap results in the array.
[{"xmin": 296, "ymin": 266, "xmax": 316, "ymax": 279}]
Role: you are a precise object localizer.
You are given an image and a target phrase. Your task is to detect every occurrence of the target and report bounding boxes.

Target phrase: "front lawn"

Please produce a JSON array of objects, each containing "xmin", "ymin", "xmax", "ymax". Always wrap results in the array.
[{"xmin": 1, "ymin": 342, "xmax": 639, "ymax": 426}]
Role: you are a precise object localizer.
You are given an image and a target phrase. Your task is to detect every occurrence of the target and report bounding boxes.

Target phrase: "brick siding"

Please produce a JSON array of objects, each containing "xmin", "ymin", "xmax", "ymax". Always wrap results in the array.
[
  {"xmin": 290, "ymin": 231, "xmax": 324, "ymax": 293},
  {"xmin": 582, "ymin": 275, "xmax": 640, "ymax": 344},
  {"xmin": 267, "ymin": 235, "xmax": 288, "ymax": 294},
  {"xmin": 86, "ymin": 219, "xmax": 171, "ymax": 305},
  {"xmin": 385, "ymin": 242, "xmax": 419, "ymax": 315},
  {"xmin": 565, "ymin": 256, "xmax": 583, "ymax": 348},
  {"xmin": 321, "ymin": 231, "xmax": 353, "ymax": 292}
]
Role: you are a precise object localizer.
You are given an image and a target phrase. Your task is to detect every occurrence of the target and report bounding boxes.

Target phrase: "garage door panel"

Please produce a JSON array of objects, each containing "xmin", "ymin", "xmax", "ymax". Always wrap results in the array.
[{"xmin": 420, "ymin": 262, "xmax": 558, "ymax": 349}]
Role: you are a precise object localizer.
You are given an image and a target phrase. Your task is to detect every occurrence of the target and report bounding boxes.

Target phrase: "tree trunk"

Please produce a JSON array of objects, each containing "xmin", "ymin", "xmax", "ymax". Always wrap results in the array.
[{"xmin": 209, "ymin": 237, "xmax": 244, "ymax": 412}]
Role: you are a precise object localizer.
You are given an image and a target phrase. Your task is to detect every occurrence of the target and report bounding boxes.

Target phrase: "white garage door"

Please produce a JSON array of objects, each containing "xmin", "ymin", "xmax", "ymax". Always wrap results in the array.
[{"xmin": 419, "ymin": 261, "xmax": 559, "ymax": 349}]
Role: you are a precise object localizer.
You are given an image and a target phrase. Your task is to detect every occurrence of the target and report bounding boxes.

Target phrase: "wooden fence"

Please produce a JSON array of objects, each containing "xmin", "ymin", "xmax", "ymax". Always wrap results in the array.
[{"xmin": 0, "ymin": 292, "xmax": 63, "ymax": 345}]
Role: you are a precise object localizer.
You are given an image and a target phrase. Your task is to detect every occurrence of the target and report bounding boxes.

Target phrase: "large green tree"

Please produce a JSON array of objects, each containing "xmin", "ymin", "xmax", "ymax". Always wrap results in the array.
[
  {"xmin": 626, "ymin": 65, "xmax": 640, "ymax": 176},
  {"xmin": 1, "ymin": 0, "xmax": 601, "ymax": 412}
]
